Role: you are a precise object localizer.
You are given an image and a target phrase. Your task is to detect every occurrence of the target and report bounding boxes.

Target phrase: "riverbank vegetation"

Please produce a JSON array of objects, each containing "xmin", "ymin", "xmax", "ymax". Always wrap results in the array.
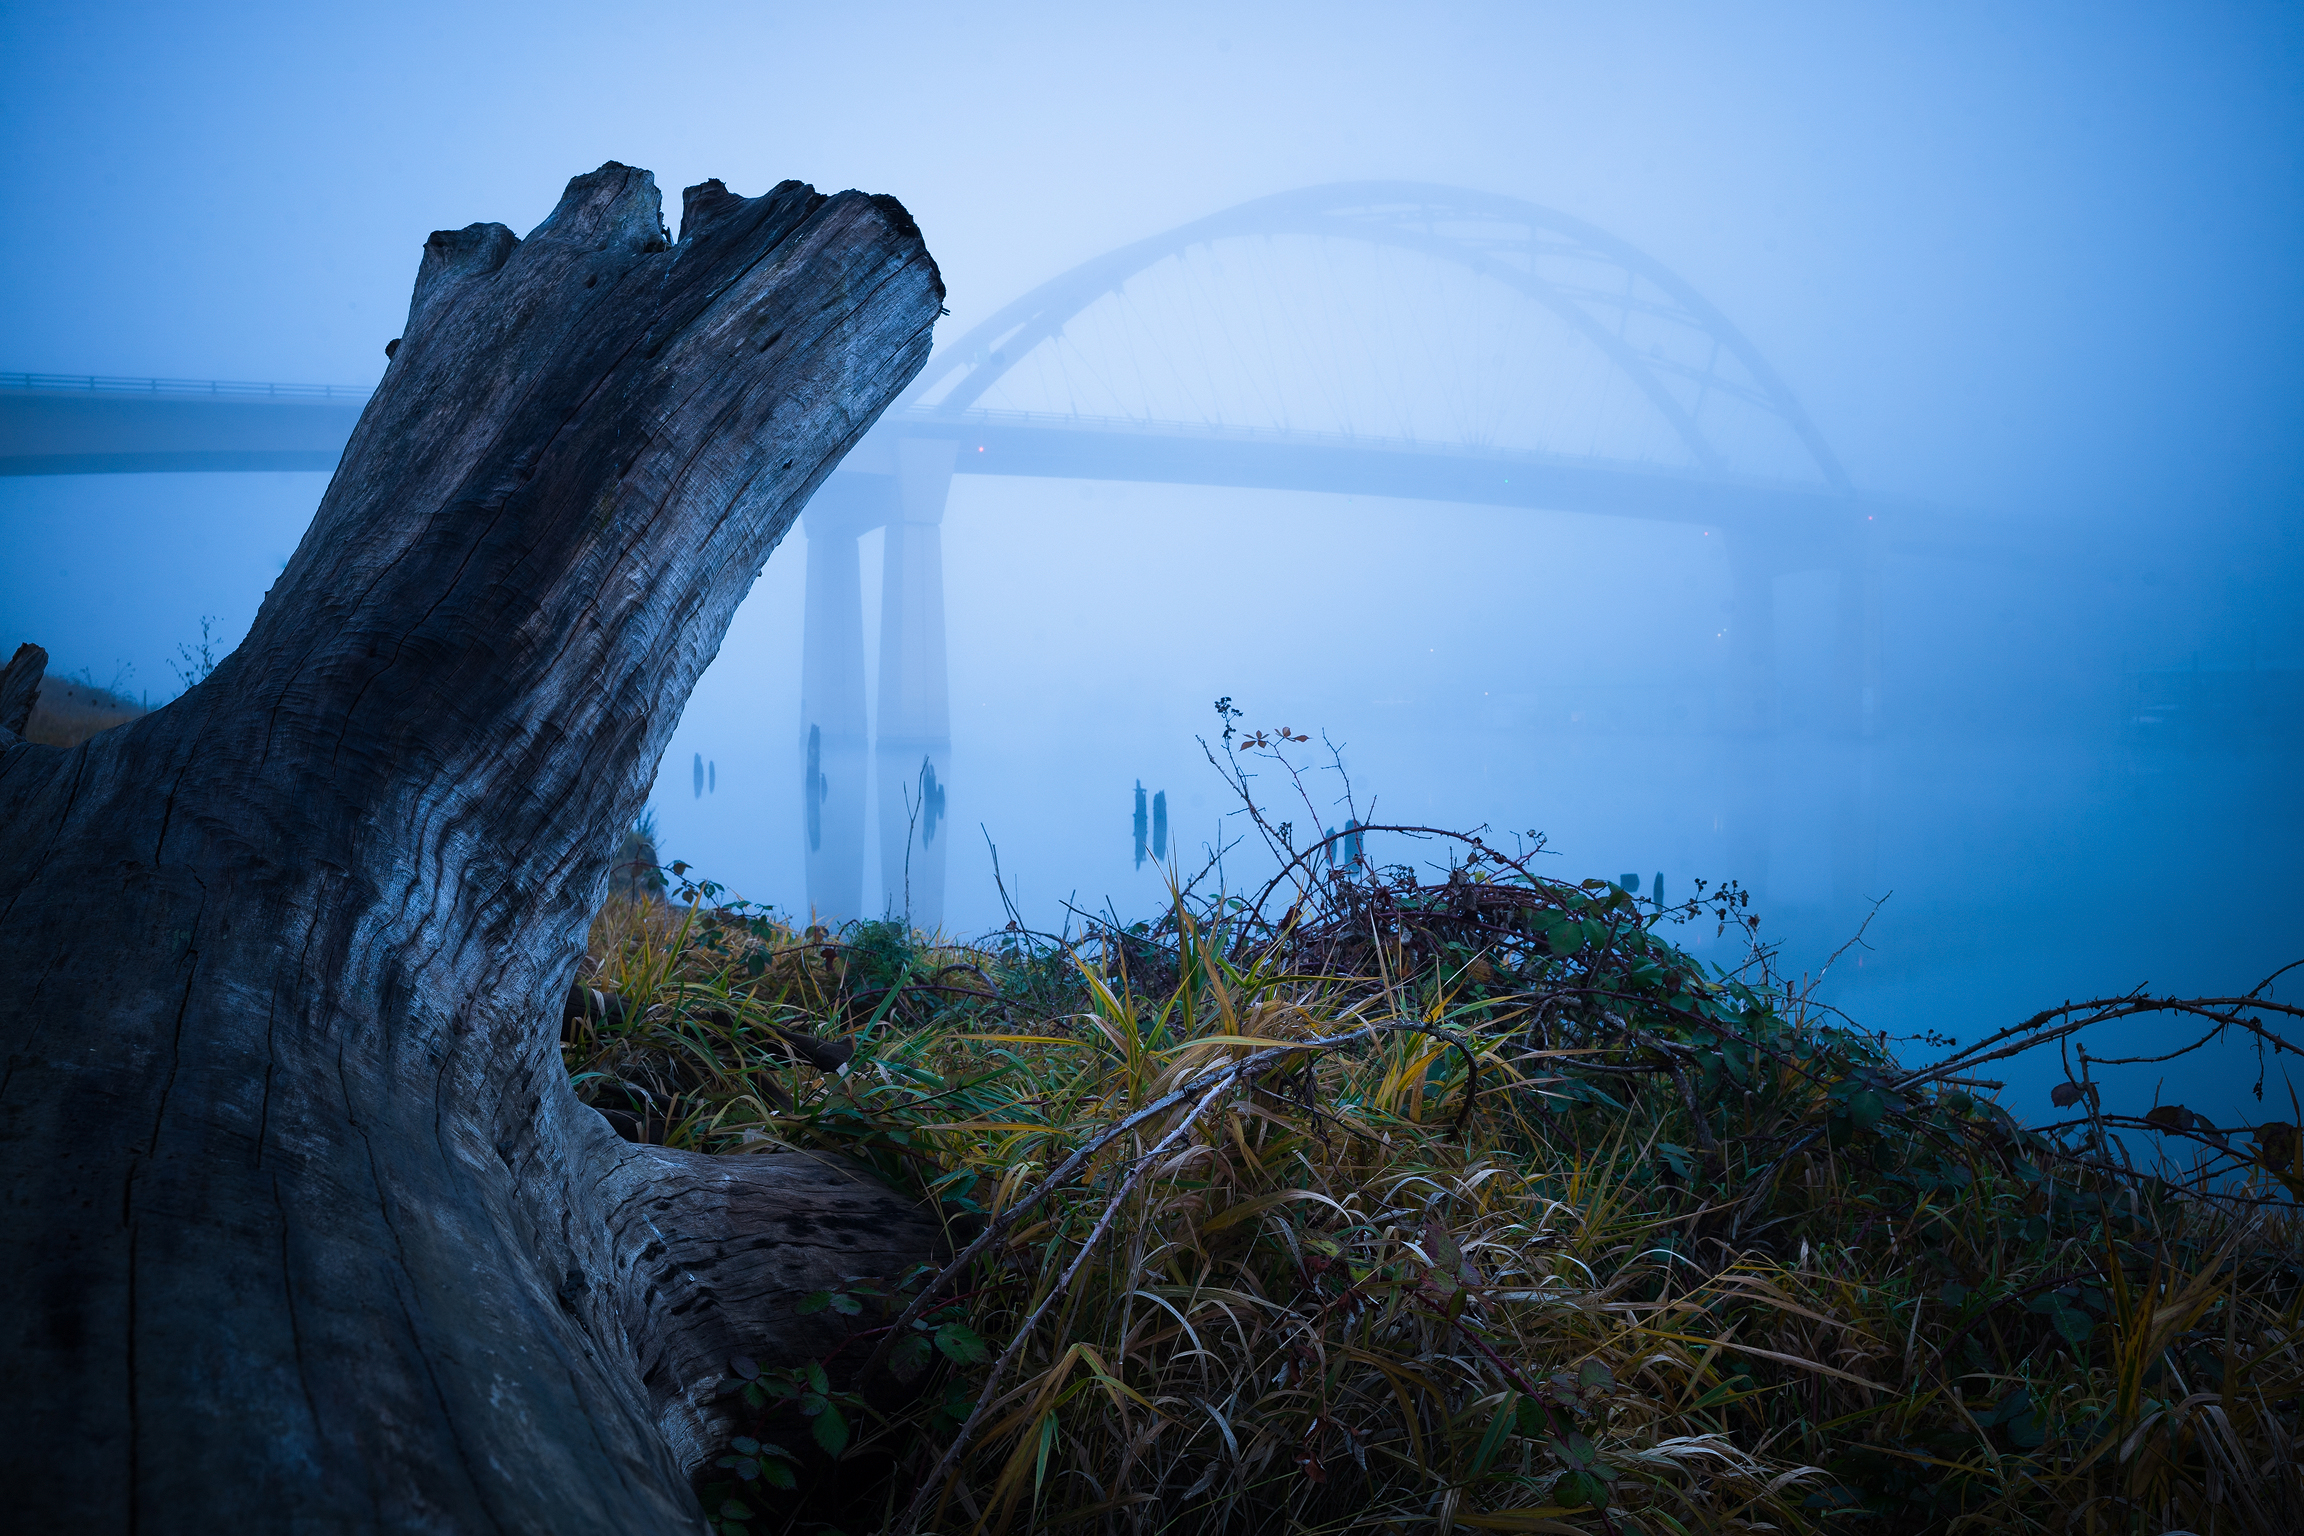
[
  {"xmin": 16, "ymin": 669, "xmax": 146, "ymax": 746},
  {"xmin": 565, "ymin": 732, "xmax": 2302, "ymax": 1536}
]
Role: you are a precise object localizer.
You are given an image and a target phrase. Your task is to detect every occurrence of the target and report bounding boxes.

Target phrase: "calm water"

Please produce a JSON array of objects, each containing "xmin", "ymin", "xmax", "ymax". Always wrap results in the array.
[
  {"xmin": 5, "ymin": 469, "xmax": 2297, "ymax": 1132},
  {"xmin": 651, "ymin": 476, "xmax": 2301, "ymax": 1133}
]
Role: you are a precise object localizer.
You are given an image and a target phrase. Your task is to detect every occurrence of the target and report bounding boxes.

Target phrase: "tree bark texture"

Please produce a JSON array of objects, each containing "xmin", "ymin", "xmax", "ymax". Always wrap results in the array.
[
  {"xmin": 0, "ymin": 642, "xmax": 45, "ymax": 735},
  {"xmin": 0, "ymin": 164, "xmax": 943, "ymax": 1532}
]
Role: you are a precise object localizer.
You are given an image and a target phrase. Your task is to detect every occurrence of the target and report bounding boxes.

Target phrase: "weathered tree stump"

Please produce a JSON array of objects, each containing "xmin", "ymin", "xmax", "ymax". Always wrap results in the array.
[
  {"xmin": 0, "ymin": 642, "xmax": 45, "ymax": 735},
  {"xmin": 0, "ymin": 163, "xmax": 943, "ymax": 1532}
]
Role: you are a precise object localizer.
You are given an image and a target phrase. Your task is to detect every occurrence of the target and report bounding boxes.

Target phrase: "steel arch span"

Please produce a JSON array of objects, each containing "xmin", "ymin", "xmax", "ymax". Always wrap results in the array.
[{"xmin": 897, "ymin": 179, "xmax": 1851, "ymax": 500}]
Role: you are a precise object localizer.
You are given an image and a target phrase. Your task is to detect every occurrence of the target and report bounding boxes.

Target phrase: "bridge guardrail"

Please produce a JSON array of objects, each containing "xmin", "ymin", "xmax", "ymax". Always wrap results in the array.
[
  {"xmin": 0, "ymin": 372, "xmax": 374, "ymax": 402},
  {"xmin": 909, "ymin": 404, "xmax": 1846, "ymax": 494}
]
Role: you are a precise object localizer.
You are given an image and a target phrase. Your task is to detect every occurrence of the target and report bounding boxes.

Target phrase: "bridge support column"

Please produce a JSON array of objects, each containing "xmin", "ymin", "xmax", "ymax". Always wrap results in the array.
[
  {"xmin": 875, "ymin": 438, "xmax": 956, "ymax": 930},
  {"xmin": 1829, "ymin": 740, "xmax": 1880, "ymax": 910},
  {"xmin": 1713, "ymin": 736, "xmax": 1774, "ymax": 904},
  {"xmin": 799, "ymin": 479, "xmax": 889, "ymax": 924},
  {"xmin": 1832, "ymin": 544, "xmax": 1882, "ymax": 739},
  {"xmin": 1723, "ymin": 535, "xmax": 1779, "ymax": 736}
]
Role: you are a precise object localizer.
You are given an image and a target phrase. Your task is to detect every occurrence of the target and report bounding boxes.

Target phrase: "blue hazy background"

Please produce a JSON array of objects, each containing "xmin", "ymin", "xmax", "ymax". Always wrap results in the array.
[{"xmin": 2, "ymin": 2, "xmax": 2299, "ymax": 1127}]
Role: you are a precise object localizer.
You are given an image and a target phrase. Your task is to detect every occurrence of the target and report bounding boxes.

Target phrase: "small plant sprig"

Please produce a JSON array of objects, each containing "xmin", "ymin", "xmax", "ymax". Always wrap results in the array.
[{"xmin": 170, "ymin": 614, "xmax": 223, "ymax": 692}]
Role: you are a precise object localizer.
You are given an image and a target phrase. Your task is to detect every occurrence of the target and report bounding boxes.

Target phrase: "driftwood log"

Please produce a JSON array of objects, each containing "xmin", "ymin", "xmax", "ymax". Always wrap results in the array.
[
  {"xmin": 0, "ymin": 641, "xmax": 44, "ymax": 736},
  {"xmin": 0, "ymin": 164, "xmax": 943, "ymax": 1532}
]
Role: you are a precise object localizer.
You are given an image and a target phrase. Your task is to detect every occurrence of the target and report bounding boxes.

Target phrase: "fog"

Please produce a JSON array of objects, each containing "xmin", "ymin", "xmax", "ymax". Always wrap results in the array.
[{"xmin": 3, "ymin": 2, "xmax": 2299, "ymax": 1125}]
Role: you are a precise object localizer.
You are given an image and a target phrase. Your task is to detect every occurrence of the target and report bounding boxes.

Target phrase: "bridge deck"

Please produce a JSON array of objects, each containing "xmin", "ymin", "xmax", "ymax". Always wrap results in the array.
[{"xmin": 2, "ymin": 377, "xmax": 2037, "ymax": 566}]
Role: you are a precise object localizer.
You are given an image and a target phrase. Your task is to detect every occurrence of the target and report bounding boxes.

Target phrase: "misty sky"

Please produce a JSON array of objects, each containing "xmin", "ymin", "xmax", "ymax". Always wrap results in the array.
[
  {"xmin": 1, "ymin": 2, "xmax": 2296, "ymax": 520},
  {"xmin": 3, "ymin": 3, "xmax": 2300, "ymax": 1119}
]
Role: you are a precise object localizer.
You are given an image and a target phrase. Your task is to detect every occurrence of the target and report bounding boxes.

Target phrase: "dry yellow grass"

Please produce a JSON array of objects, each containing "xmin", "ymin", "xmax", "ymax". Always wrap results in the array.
[
  {"xmin": 21, "ymin": 674, "xmax": 147, "ymax": 747},
  {"xmin": 568, "ymin": 871, "xmax": 2304, "ymax": 1536}
]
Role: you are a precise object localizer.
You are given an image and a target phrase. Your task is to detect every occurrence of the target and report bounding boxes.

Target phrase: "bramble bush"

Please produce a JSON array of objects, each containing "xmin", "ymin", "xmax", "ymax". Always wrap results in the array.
[{"xmin": 566, "ymin": 712, "xmax": 2303, "ymax": 1536}]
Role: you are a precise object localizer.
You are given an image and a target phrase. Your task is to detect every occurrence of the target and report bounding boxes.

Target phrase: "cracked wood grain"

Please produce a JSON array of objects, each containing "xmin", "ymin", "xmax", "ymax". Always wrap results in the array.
[{"xmin": 0, "ymin": 162, "xmax": 943, "ymax": 1534}]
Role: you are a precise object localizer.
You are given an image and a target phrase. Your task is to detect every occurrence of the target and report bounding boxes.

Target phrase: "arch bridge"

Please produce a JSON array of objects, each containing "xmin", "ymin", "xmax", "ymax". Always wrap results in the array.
[
  {"xmin": 802, "ymin": 183, "xmax": 1877, "ymax": 923},
  {"xmin": 3, "ymin": 182, "xmax": 1905, "ymax": 926}
]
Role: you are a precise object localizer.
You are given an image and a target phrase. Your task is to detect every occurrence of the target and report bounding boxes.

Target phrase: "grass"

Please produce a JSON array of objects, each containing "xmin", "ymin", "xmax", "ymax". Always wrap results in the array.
[
  {"xmin": 15, "ymin": 617, "xmax": 219, "ymax": 748},
  {"xmin": 20, "ymin": 671, "xmax": 147, "ymax": 747},
  {"xmin": 564, "ymin": 737, "xmax": 2303, "ymax": 1536}
]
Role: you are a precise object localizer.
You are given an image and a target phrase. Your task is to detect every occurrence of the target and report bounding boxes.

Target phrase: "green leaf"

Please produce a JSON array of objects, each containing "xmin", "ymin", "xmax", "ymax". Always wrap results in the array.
[
  {"xmin": 1552, "ymin": 1469, "xmax": 1611, "ymax": 1509},
  {"xmin": 804, "ymin": 1361, "xmax": 831, "ymax": 1394},
  {"xmin": 936, "ymin": 1322, "xmax": 990, "ymax": 1364},
  {"xmin": 829, "ymin": 1290, "xmax": 863, "ymax": 1315},
  {"xmin": 1567, "ymin": 1079, "xmax": 1626, "ymax": 1112},
  {"xmin": 1514, "ymin": 1396, "xmax": 1551, "ymax": 1437},
  {"xmin": 1846, "ymin": 1089, "xmax": 1888, "ymax": 1132},
  {"xmin": 730, "ymin": 1436, "xmax": 759, "ymax": 1456},
  {"xmin": 1033, "ymin": 1411, "xmax": 1058, "ymax": 1494},
  {"xmin": 719, "ymin": 1499, "xmax": 755, "ymax": 1520},
  {"xmin": 797, "ymin": 1290, "xmax": 833, "ymax": 1315},
  {"xmin": 812, "ymin": 1401, "xmax": 850, "ymax": 1456},
  {"xmin": 758, "ymin": 1460, "xmax": 796, "ymax": 1491},
  {"xmin": 1470, "ymin": 1393, "xmax": 1518, "ymax": 1477},
  {"xmin": 889, "ymin": 1334, "xmax": 934, "ymax": 1380},
  {"xmin": 729, "ymin": 1355, "xmax": 759, "ymax": 1380},
  {"xmin": 1577, "ymin": 1360, "xmax": 1614, "ymax": 1393}
]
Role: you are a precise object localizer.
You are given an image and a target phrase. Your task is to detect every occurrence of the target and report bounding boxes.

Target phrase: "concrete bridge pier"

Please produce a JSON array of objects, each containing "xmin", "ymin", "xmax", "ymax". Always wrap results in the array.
[
  {"xmin": 1724, "ymin": 527, "xmax": 1883, "ymax": 740},
  {"xmin": 798, "ymin": 478, "xmax": 891, "ymax": 924},
  {"xmin": 1716, "ymin": 526, "xmax": 1882, "ymax": 914},
  {"xmin": 1833, "ymin": 540, "xmax": 1884, "ymax": 740},
  {"xmin": 1723, "ymin": 534, "xmax": 1782, "ymax": 737},
  {"xmin": 1829, "ymin": 739, "xmax": 1880, "ymax": 911},
  {"xmin": 873, "ymin": 438, "xmax": 956, "ymax": 931}
]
